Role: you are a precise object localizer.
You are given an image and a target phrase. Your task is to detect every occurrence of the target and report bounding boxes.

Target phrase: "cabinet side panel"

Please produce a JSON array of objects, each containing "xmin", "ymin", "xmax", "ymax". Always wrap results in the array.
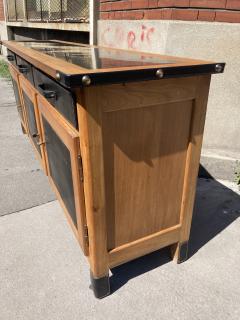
[{"xmin": 102, "ymin": 100, "xmax": 193, "ymax": 249}]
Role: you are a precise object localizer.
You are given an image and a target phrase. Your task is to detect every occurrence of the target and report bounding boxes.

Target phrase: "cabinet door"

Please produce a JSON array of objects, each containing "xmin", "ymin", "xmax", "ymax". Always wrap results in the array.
[
  {"xmin": 19, "ymin": 76, "xmax": 47, "ymax": 173},
  {"xmin": 8, "ymin": 64, "xmax": 27, "ymax": 132},
  {"xmin": 37, "ymin": 95, "xmax": 88, "ymax": 255}
]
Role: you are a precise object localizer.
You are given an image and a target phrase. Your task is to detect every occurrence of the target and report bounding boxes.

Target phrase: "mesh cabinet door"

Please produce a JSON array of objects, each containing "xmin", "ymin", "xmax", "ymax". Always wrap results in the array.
[
  {"xmin": 19, "ymin": 76, "xmax": 47, "ymax": 173},
  {"xmin": 37, "ymin": 94, "xmax": 88, "ymax": 255},
  {"xmin": 8, "ymin": 65, "xmax": 27, "ymax": 131}
]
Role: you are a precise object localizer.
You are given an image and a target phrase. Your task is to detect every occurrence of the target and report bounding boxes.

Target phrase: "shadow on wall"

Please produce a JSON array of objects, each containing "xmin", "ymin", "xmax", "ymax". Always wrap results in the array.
[{"xmin": 110, "ymin": 166, "xmax": 240, "ymax": 293}]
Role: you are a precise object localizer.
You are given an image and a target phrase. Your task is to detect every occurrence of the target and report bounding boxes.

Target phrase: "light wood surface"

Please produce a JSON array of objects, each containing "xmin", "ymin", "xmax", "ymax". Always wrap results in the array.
[
  {"xmin": 109, "ymin": 224, "xmax": 181, "ymax": 268},
  {"xmin": 76, "ymin": 89, "xmax": 109, "ymax": 278},
  {"xmin": 83, "ymin": 79, "xmax": 195, "ymax": 250},
  {"xmin": 79, "ymin": 76, "xmax": 211, "ymax": 269},
  {"xmin": 171, "ymin": 75, "xmax": 211, "ymax": 262}
]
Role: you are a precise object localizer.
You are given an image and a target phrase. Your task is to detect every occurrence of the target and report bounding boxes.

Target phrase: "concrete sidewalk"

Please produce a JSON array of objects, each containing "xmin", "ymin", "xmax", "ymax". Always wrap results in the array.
[
  {"xmin": 0, "ymin": 78, "xmax": 240, "ymax": 319},
  {"xmin": 0, "ymin": 78, "xmax": 55, "ymax": 216},
  {"xmin": 0, "ymin": 180, "xmax": 240, "ymax": 320}
]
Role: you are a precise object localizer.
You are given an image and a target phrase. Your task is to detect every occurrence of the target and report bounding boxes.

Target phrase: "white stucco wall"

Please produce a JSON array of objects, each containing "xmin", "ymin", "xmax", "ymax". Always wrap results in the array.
[
  {"xmin": 0, "ymin": 21, "xmax": 8, "ymax": 55},
  {"xmin": 98, "ymin": 20, "xmax": 240, "ymax": 158}
]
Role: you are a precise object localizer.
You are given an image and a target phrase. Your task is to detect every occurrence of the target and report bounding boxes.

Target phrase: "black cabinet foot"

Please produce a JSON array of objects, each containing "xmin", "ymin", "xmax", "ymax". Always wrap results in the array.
[
  {"xmin": 90, "ymin": 272, "xmax": 110, "ymax": 299},
  {"xmin": 171, "ymin": 241, "xmax": 189, "ymax": 264}
]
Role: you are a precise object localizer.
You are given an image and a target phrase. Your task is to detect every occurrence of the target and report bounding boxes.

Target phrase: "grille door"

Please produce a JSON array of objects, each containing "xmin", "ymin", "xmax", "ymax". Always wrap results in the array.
[
  {"xmin": 8, "ymin": 64, "xmax": 27, "ymax": 130},
  {"xmin": 19, "ymin": 76, "xmax": 47, "ymax": 173},
  {"xmin": 38, "ymin": 94, "xmax": 88, "ymax": 255}
]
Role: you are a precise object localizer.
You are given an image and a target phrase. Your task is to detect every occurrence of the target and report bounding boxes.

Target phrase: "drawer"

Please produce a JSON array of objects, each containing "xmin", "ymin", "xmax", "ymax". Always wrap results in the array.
[
  {"xmin": 6, "ymin": 49, "xmax": 17, "ymax": 67},
  {"xmin": 16, "ymin": 55, "xmax": 34, "ymax": 85},
  {"xmin": 33, "ymin": 68, "xmax": 78, "ymax": 129}
]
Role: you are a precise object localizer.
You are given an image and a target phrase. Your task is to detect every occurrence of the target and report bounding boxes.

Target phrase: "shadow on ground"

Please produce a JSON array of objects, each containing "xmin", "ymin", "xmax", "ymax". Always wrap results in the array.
[{"xmin": 110, "ymin": 166, "xmax": 240, "ymax": 293}]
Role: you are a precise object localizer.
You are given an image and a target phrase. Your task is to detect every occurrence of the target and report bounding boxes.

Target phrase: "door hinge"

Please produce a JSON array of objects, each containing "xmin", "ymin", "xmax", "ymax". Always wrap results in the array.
[
  {"xmin": 78, "ymin": 155, "xmax": 84, "ymax": 182},
  {"xmin": 84, "ymin": 225, "xmax": 89, "ymax": 246}
]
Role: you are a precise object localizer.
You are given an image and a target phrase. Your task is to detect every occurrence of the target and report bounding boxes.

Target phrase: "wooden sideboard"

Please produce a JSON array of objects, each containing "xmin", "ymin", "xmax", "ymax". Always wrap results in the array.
[{"xmin": 2, "ymin": 40, "xmax": 225, "ymax": 298}]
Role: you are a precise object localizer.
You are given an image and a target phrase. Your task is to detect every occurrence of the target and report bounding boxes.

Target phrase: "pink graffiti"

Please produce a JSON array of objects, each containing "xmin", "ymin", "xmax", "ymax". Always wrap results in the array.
[
  {"xmin": 127, "ymin": 31, "xmax": 136, "ymax": 49},
  {"xmin": 101, "ymin": 25, "xmax": 155, "ymax": 49},
  {"xmin": 146, "ymin": 27, "xmax": 155, "ymax": 43},
  {"xmin": 140, "ymin": 25, "xmax": 147, "ymax": 42}
]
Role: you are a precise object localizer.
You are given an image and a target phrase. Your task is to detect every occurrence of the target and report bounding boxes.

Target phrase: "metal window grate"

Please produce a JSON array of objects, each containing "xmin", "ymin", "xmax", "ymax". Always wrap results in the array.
[
  {"xmin": 63, "ymin": 0, "xmax": 89, "ymax": 23},
  {"xmin": 7, "ymin": 0, "xmax": 89, "ymax": 22}
]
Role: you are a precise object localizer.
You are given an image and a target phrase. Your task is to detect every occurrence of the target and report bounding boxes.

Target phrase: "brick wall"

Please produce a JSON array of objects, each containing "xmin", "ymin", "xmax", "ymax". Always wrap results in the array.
[
  {"xmin": 0, "ymin": 0, "xmax": 5, "ymax": 21},
  {"xmin": 100, "ymin": 0, "xmax": 240, "ymax": 22}
]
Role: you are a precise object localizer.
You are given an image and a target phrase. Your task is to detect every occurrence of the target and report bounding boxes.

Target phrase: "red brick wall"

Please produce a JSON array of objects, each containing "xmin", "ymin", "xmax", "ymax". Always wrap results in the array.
[
  {"xmin": 100, "ymin": 0, "xmax": 240, "ymax": 22},
  {"xmin": 0, "ymin": 0, "xmax": 5, "ymax": 21}
]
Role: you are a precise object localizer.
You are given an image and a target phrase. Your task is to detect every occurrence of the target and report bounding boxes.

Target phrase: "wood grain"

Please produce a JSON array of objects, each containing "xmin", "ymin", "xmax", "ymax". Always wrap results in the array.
[
  {"xmin": 76, "ymin": 88, "xmax": 109, "ymax": 278},
  {"xmin": 109, "ymin": 224, "xmax": 181, "ymax": 268},
  {"xmin": 103, "ymin": 100, "xmax": 193, "ymax": 248},
  {"xmin": 83, "ymin": 79, "xmax": 195, "ymax": 250},
  {"xmin": 171, "ymin": 75, "xmax": 211, "ymax": 262}
]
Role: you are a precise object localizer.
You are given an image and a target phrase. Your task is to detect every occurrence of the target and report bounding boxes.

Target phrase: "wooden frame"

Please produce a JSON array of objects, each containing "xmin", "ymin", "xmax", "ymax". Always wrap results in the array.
[
  {"xmin": 37, "ymin": 94, "xmax": 88, "ymax": 255},
  {"xmin": 76, "ymin": 75, "xmax": 211, "ymax": 279},
  {"xmin": 2, "ymin": 40, "xmax": 224, "ymax": 89},
  {"xmin": 18, "ymin": 76, "xmax": 48, "ymax": 174},
  {"xmin": 3, "ymin": 40, "xmax": 214, "ymax": 77},
  {"xmin": 8, "ymin": 64, "xmax": 28, "ymax": 133}
]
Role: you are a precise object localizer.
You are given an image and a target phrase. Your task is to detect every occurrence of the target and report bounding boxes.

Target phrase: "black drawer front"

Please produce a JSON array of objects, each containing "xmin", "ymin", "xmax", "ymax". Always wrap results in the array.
[
  {"xmin": 33, "ymin": 68, "xmax": 78, "ymax": 129},
  {"xmin": 22, "ymin": 92, "xmax": 41, "ymax": 155},
  {"xmin": 7, "ymin": 50, "xmax": 17, "ymax": 66},
  {"xmin": 16, "ymin": 55, "xmax": 34, "ymax": 85},
  {"xmin": 42, "ymin": 116, "xmax": 77, "ymax": 227},
  {"xmin": 11, "ymin": 78, "xmax": 23, "ymax": 122}
]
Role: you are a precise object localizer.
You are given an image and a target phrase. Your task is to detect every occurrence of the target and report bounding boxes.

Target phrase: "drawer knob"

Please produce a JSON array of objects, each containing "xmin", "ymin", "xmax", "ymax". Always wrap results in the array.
[
  {"xmin": 7, "ymin": 55, "xmax": 14, "ymax": 62},
  {"xmin": 32, "ymin": 133, "xmax": 39, "ymax": 138},
  {"xmin": 38, "ymin": 84, "xmax": 57, "ymax": 100},
  {"xmin": 18, "ymin": 65, "xmax": 29, "ymax": 74}
]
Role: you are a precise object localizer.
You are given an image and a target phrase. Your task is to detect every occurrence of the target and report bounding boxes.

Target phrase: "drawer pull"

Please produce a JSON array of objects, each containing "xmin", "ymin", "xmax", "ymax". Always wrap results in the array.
[
  {"xmin": 7, "ymin": 55, "xmax": 15, "ymax": 62},
  {"xmin": 38, "ymin": 84, "xmax": 57, "ymax": 100},
  {"xmin": 32, "ymin": 133, "xmax": 40, "ymax": 138},
  {"xmin": 18, "ymin": 65, "xmax": 29, "ymax": 74}
]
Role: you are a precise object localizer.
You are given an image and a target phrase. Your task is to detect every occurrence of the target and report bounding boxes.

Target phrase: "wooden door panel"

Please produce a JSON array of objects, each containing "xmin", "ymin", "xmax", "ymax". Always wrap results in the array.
[{"xmin": 102, "ymin": 100, "xmax": 193, "ymax": 249}]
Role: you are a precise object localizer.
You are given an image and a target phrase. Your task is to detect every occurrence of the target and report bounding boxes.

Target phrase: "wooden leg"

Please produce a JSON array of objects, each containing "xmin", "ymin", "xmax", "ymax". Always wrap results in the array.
[
  {"xmin": 90, "ymin": 271, "xmax": 110, "ymax": 299},
  {"xmin": 171, "ymin": 241, "xmax": 189, "ymax": 264}
]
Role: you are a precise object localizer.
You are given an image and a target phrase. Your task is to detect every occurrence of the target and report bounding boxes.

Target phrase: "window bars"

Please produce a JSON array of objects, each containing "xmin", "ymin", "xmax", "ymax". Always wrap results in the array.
[{"xmin": 7, "ymin": 0, "xmax": 89, "ymax": 23}]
